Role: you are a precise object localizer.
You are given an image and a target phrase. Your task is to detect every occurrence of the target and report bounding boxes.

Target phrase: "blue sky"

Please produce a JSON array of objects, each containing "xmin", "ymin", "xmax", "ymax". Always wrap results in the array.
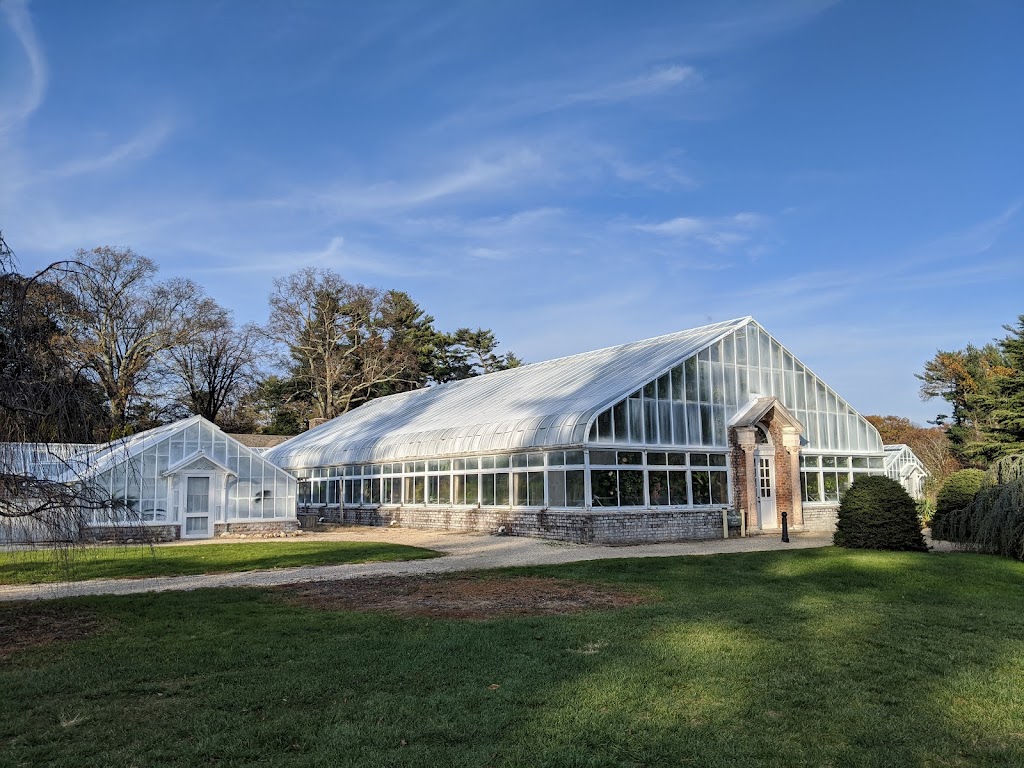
[{"xmin": 2, "ymin": 0, "xmax": 1022, "ymax": 425}]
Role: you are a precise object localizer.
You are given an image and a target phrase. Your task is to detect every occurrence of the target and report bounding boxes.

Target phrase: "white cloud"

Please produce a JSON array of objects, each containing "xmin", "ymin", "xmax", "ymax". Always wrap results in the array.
[
  {"xmin": 266, "ymin": 146, "xmax": 549, "ymax": 217},
  {"xmin": 45, "ymin": 121, "xmax": 174, "ymax": 180},
  {"xmin": 568, "ymin": 64, "xmax": 700, "ymax": 105},
  {"xmin": 635, "ymin": 212, "xmax": 770, "ymax": 250},
  {"xmin": 0, "ymin": 0, "xmax": 47, "ymax": 132}
]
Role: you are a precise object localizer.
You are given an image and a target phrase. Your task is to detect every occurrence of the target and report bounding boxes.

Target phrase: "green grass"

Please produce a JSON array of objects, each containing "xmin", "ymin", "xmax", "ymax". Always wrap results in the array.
[
  {"xmin": 0, "ymin": 541, "xmax": 442, "ymax": 584},
  {"xmin": 2, "ymin": 547, "xmax": 1024, "ymax": 766}
]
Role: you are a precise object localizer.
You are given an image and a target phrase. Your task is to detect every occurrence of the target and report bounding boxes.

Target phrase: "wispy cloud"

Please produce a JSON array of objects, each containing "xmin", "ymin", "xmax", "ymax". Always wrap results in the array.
[
  {"xmin": 567, "ymin": 64, "xmax": 700, "ymax": 106},
  {"xmin": 266, "ymin": 146, "xmax": 549, "ymax": 216},
  {"xmin": 635, "ymin": 212, "xmax": 770, "ymax": 250},
  {"xmin": 45, "ymin": 121, "xmax": 174, "ymax": 180},
  {"xmin": 921, "ymin": 201, "xmax": 1021, "ymax": 259},
  {"xmin": 0, "ymin": 0, "xmax": 47, "ymax": 132}
]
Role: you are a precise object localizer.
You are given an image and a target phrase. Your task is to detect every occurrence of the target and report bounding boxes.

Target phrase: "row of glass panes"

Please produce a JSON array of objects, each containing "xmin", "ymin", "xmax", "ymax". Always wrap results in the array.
[
  {"xmin": 801, "ymin": 463, "xmax": 884, "ymax": 504},
  {"xmin": 587, "ymin": 329, "xmax": 881, "ymax": 454},
  {"xmin": 800, "ymin": 455, "xmax": 885, "ymax": 469},
  {"xmin": 296, "ymin": 449, "xmax": 729, "ymax": 485},
  {"xmin": 300, "ymin": 462, "xmax": 730, "ymax": 509},
  {"xmin": 592, "ymin": 468, "xmax": 729, "ymax": 507}
]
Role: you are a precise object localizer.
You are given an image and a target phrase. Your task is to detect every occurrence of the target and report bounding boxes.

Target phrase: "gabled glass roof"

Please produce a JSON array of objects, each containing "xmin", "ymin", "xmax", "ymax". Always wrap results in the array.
[{"xmin": 266, "ymin": 318, "xmax": 753, "ymax": 469}]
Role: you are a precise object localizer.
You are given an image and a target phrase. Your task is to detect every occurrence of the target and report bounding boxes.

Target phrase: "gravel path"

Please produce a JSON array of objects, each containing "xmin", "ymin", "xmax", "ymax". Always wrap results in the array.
[{"xmin": 1, "ymin": 528, "xmax": 834, "ymax": 602}]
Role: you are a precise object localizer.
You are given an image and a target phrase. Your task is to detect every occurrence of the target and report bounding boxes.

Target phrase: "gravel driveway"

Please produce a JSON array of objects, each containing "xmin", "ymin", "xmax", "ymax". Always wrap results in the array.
[{"xmin": 1, "ymin": 528, "xmax": 834, "ymax": 603}]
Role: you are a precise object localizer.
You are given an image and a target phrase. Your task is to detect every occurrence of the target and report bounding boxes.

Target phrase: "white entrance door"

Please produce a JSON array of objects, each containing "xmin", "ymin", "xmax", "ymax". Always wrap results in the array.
[
  {"xmin": 183, "ymin": 476, "xmax": 213, "ymax": 539},
  {"xmin": 756, "ymin": 453, "xmax": 777, "ymax": 529}
]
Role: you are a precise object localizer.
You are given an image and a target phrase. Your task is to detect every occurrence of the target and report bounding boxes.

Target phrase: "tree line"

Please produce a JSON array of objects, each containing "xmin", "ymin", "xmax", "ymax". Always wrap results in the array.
[
  {"xmin": 0, "ymin": 236, "xmax": 519, "ymax": 445},
  {"xmin": 917, "ymin": 315, "xmax": 1024, "ymax": 466},
  {"xmin": 864, "ymin": 315, "xmax": 1023, "ymax": 501}
]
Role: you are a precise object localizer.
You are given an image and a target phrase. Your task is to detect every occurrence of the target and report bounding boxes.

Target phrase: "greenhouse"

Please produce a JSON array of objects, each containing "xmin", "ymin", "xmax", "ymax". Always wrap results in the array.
[
  {"xmin": 266, "ymin": 317, "xmax": 887, "ymax": 543},
  {"xmin": 1, "ymin": 416, "xmax": 297, "ymax": 543},
  {"xmin": 883, "ymin": 444, "xmax": 929, "ymax": 500}
]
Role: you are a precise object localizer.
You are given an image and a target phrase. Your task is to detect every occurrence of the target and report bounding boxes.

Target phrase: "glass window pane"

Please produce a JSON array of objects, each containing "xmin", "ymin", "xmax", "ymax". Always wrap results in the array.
[
  {"xmin": 548, "ymin": 471, "xmax": 566, "ymax": 506},
  {"xmin": 591, "ymin": 470, "xmax": 617, "ymax": 507},
  {"xmin": 565, "ymin": 470, "xmax": 585, "ymax": 507},
  {"xmin": 802, "ymin": 472, "xmax": 820, "ymax": 503},
  {"xmin": 564, "ymin": 450, "xmax": 584, "ymax": 466},
  {"xmin": 685, "ymin": 357, "xmax": 698, "ymax": 400},
  {"xmin": 628, "ymin": 398, "xmax": 644, "ymax": 442},
  {"xmin": 823, "ymin": 472, "xmax": 839, "ymax": 502},
  {"xmin": 672, "ymin": 402, "xmax": 687, "ymax": 444},
  {"xmin": 495, "ymin": 473, "xmax": 509, "ymax": 505},
  {"xmin": 466, "ymin": 474, "xmax": 478, "ymax": 504},
  {"xmin": 513, "ymin": 472, "xmax": 529, "ymax": 505},
  {"xmin": 494, "ymin": 455, "xmax": 510, "ymax": 468},
  {"xmin": 647, "ymin": 451, "xmax": 667, "ymax": 465},
  {"xmin": 667, "ymin": 452, "xmax": 687, "ymax": 466},
  {"xmin": 481, "ymin": 474, "xmax": 495, "ymax": 505},
  {"xmin": 710, "ymin": 472, "xmax": 729, "ymax": 505},
  {"xmin": 648, "ymin": 471, "xmax": 669, "ymax": 505},
  {"xmin": 597, "ymin": 410, "xmax": 612, "ymax": 441},
  {"xmin": 613, "ymin": 401, "xmax": 628, "ymax": 442},
  {"xmin": 692, "ymin": 471, "xmax": 711, "ymax": 505},
  {"xmin": 618, "ymin": 470, "xmax": 645, "ymax": 506},
  {"xmin": 528, "ymin": 471, "xmax": 544, "ymax": 505},
  {"xmin": 644, "ymin": 399, "xmax": 658, "ymax": 443},
  {"xmin": 617, "ymin": 451, "xmax": 643, "ymax": 466},
  {"xmin": 668, "ymin": 470, "xmax": 689, "ymax": 504},
  {"xmin": 590, "ymin": 450, "xmax": 616, "ymax": 466}
]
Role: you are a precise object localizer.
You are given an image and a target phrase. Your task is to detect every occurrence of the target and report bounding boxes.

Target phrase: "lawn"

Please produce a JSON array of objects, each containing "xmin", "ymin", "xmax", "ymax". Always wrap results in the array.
[
  {"xmin": 2, "ymin": 547, "xmax": 1024, "ymax": 767},
  {"xmin": 0, "ymin": 540, "xmax": 442, "ymax": 584}
]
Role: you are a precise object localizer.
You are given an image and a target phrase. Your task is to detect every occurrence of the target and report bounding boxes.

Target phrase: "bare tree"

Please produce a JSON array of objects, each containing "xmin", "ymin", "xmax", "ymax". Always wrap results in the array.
[
  {"xmin": 265, "ymin": 268, "xmax": 415, "ymax": 420},
  {"xmin": 167, "ymin": 312, "xmax": 265, "ymax": 425},
  {"xmin": 0, "ymin": 233, "xmax": 121, "ymax": 539},
  {"xmin": 58, "ymin": 246, "xmax": 221, "ymax": 436}
]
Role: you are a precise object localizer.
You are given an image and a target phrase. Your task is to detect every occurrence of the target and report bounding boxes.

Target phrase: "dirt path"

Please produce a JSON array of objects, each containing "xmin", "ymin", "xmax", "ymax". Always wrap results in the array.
[{"xmin": 1, "ymin": 528, "xmax": 834, "ymax": 603}]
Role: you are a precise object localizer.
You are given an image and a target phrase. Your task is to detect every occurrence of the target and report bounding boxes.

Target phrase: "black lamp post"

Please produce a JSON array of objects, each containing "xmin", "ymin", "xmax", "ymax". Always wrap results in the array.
[{"xmin": 781, "ymin": 510, "xmax": 790, "ymax": 543}]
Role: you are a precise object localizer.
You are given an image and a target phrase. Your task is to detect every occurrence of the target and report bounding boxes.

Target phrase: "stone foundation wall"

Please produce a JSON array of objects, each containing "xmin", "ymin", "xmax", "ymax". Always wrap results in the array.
[
  {"xmin": 326, "ymin": 504, "xmax": 727, "ymax": 545},
  {"xmin": 802, "ymin": 505, "xmax": 839, "ymax": 532},
  {"xmin": 84, "ymin": 525, "xmax": 179, "ymax": 543},
  {"xmin": 215, "ymin": 520, "xmax": 299, "ymax": 537}
]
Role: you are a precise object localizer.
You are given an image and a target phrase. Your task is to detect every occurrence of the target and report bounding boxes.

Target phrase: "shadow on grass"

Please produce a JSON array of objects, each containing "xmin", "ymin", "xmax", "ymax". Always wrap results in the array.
[{"xmin": 0, "ymin": 548, "xmax": 1022, "ymax": 766}]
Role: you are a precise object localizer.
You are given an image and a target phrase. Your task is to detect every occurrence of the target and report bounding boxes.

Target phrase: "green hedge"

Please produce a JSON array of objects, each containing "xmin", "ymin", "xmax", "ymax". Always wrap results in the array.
[
  {"xmin": 932, "ymin": 469, "xmax": 987, "ymax": 541},
  {"xmin": 833, "ymin": 475, "xmax": 927, "ymax": 552}
]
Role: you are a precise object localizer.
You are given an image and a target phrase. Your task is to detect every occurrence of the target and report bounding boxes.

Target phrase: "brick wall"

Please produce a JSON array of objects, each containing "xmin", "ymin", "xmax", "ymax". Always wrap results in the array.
[
  {"xmin": 215, "ymin": 520, "xmax": 299, "ymax": 536},
  {"xmin": 802, "ymin": 505, "xmax": 839, "ymax": 532},
  {"xmin": 329, "ymin": 504, "xmax": 727, "ymax": 545},
  {"xmin": 84, "ymin": 525, "xmax": 179, "ymax": 543}
]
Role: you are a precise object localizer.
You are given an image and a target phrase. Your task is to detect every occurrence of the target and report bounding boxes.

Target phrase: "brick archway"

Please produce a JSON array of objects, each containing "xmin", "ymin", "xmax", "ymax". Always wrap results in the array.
[{"xmin": 729, "ymin": 397, "xmax": 804, "ymax": 534}]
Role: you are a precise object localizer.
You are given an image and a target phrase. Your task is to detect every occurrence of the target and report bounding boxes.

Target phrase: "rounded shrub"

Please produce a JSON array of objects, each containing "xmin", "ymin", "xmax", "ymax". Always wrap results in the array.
[
  {"xmin": 932, "ymin": 469, "xmax": 986, "ymax": 541},
  {"xmin": 833, "ymin": 475, "xmax": 927, "ymax": 552}
]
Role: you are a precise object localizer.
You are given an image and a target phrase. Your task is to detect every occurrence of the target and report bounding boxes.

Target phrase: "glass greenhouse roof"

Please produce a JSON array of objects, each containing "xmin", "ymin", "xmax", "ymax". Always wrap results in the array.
[{"xmin": 268, "ymin": 318, "xmax": 772, "ymax": 469}]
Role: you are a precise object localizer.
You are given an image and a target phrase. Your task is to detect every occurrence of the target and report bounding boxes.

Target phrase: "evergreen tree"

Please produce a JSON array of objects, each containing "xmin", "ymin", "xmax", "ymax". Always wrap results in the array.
[{"xmin": 973, "ymin": 316, "xmax": 1024, "ymax": 460}]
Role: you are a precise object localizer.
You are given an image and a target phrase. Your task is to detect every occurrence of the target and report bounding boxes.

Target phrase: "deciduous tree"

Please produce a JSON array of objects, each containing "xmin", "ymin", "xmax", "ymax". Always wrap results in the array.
[{"xmin": 52, "ymin": 247, "xmax": 220, "ymax": 436}]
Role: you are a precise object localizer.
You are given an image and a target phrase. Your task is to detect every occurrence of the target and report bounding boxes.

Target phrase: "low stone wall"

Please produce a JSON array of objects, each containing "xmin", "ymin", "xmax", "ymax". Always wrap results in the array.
[
  {"xmin": 215, "ymin": 520, "xmax": 299, "ymax": 537},
  {"xmin": 802, "ymin": 505, "xmax": 840, "ymax": 532},
  {"xmin": 84, "ymin": 525, "xmax": 179, "ymax": 543},
  {"xmin": 325, "ymin": 504, "xmax": 727, "ymax": 545}
]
